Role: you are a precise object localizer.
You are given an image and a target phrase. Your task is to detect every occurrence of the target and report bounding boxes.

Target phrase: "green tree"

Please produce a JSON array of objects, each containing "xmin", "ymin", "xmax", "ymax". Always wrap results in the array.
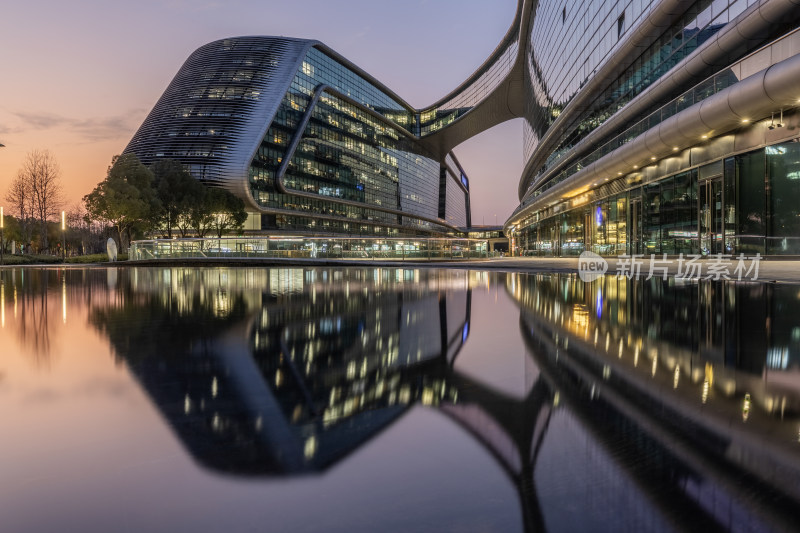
[
  {"xmin": 83, "ymin": 154, "xmax": 160, "ymax": 251},
  {"xmin": 0, "ymin": 214, "xmax": 23, "ymax": 254},
  {"xmin": 188, "ymin": 189, "xmax": 215, "ymax": 239},
  {"xmin": 207, "ymin": 188, "xmax": 248, "ymax": 238},
  {"xmin": 151, "ymin": 159, "xmax": 204, "ymax": 238},
  {"xmin": 188, "ymin": 187, "xmax": 248, "ymax": 240}
]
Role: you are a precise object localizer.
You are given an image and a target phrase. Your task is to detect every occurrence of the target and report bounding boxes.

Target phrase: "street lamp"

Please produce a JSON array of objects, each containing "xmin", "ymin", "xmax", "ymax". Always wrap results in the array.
[{"xmin": 61, "ymin": 210, "xmax": 66, "ymax": 261}]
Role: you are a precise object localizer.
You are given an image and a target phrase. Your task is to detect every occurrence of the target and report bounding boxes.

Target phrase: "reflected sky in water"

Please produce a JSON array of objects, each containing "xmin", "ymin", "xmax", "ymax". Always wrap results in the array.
[{"xmin": 1, "ymin": 267, "xmax": 800, "ymax": 532}]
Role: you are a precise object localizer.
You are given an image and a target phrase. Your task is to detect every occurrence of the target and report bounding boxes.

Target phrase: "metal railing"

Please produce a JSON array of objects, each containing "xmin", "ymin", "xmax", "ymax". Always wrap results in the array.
[{"xmin": 129, "ymin": 237, "xmax": 490, "ymax": 262}]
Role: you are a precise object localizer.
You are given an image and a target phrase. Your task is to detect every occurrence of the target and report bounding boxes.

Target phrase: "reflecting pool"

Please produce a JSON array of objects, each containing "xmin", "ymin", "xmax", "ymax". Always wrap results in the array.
[{"xmin": 1, "ymin": 267, "xmax": 800, "ymax": 532}]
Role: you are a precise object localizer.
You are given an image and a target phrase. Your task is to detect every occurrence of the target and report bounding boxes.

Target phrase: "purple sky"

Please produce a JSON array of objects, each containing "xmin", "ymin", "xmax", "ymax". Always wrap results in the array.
[{"xmin": 0, "ymin": 0, "xmax": 522, "ymax": 225}]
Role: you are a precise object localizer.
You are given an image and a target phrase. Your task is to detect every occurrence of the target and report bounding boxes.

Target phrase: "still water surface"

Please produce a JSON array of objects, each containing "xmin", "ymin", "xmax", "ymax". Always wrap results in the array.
[{"xmin": 1, "ymin": 267, "xmax": 800, "ymax": 532}]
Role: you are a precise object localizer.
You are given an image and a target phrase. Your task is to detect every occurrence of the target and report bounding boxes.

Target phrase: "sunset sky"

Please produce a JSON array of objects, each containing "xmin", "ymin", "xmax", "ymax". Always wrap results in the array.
[{"xmin": 0, "ymin": 0, "xmax": 522, "ymax": 225}]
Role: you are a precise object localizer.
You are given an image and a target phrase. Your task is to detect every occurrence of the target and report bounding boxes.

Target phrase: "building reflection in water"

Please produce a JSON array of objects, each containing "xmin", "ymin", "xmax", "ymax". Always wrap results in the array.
[
  {"xmin": 5, "ymin": 267, "xmax": 800, "ymax": 531},
  {"xmin": 89, "ymin": 267, "xmax": 472, "ymax": 475},
  {"xmin": 510, "ymin": 272, "xmax": 800, "ymax": 532}
]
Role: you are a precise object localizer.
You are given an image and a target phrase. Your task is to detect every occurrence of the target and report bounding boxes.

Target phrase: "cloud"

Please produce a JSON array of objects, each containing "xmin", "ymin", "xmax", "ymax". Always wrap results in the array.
[
  {"xmin": 11, "ymin": 109, "xmax": 147, "ymax": 142},
  {"xmin": 71, "ymin": 114, "xmax": 144, "ymax": 142},
  {"xmin": 0, "ymin": 124, "xmax": 23, "ymax": 136},
  {"xmin": 14, "ymin": 111, "xmax": 68, "ymax": 130}
]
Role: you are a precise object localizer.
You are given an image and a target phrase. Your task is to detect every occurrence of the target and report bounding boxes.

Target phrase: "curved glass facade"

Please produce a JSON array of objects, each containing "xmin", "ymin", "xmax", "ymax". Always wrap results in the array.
[
  {"xmin": 126, "ymin": 39, "xmax": 470, "ymax": 238},
  {"xmin": 510, "ymin": 0, "xmax": 800, "ymax": 257},
  {"xmin": 523, "ymin": 0, "xmax": 737, "ymax": 168}
]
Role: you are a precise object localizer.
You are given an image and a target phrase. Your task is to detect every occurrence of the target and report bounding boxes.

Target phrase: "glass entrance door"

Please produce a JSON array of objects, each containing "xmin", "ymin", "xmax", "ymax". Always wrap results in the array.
[{"xmin": 700, "ymin": 178, "xmax": 723, "ymax": 255}]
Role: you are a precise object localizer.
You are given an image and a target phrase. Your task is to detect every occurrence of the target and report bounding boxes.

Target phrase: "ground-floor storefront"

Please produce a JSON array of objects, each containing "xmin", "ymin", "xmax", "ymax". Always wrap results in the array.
[{"xmin": 515, "ymin": 140, "xmax": 800, "ymax": 257}]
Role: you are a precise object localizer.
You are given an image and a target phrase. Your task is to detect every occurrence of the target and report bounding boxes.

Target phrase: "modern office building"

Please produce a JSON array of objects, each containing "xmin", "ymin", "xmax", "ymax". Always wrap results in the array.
[
  {"xmin": 125, "ymin": 1, "xmax": 800, "ymax": 251},
  {"xmin": 124, "ymin": 38, "xmax": 472, "ymax": 237},
  {"xmin": 506, "ymin": 0, "xmax": 800, "ymax": 256}
]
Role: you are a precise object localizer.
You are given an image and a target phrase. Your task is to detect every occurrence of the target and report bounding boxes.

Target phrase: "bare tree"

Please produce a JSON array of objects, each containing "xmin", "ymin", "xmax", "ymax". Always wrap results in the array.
[
  {"xmin": 5, "ymin": 172, "xmax": 35, "ymax": 248},
  {"xmin": 16, "ymin": 150, "xmax": 64, "ymax": 251}
]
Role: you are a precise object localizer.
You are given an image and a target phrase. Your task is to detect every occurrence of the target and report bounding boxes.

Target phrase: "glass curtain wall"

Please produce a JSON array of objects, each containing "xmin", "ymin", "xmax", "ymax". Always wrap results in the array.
[{"xmin": 248, "ymin": 46, "xmax": 446, "ymax": 237}]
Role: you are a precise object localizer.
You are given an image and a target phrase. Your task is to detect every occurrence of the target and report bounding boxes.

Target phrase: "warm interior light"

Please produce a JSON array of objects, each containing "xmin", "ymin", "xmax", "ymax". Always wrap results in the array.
[
  {"xmin": 741, "ymin": 118, "xmax": 750, "ymax": 123},
  {"xmin": 633, "ymin": 165, "xmax": 639, "ymax": 169},
  {"xmin": 672, "ymin": 146, "xmax": 679, "ymax": 151},
  {"xmin": 702, "ymin": 135, "xmax": 708, "ymax": 139},
  {"xmin": 650, "ymin": 156, "xmax": 656, "ymax": 160}
]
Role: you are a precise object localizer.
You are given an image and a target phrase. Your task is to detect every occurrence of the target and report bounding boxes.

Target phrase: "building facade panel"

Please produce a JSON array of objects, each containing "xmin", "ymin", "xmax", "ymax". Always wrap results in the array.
[
  {"xmin": 444, "ymin": 171, "xmax": 469, "ymax": 228},
  {"xmin": 125, "ymin": 37, "xmax": 310, "ymax": 200}
]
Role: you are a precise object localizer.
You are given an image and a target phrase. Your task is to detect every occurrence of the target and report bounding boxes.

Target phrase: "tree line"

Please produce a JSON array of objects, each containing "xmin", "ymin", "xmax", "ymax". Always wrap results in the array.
[
  {"xmin": 83, "ymin": 154, "xmax": 247, "ymax": 250},
  {"xmin": 3, "ymin": 151, "xmax": 247, "ymax": 255}
]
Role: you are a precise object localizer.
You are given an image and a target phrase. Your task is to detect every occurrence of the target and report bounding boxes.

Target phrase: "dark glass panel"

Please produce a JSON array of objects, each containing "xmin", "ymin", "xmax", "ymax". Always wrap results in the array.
[
  {"xmin": 723, "ymin": 159, "xmax": 736, "ymax": 254},
  {"xmin": 767, "ymin": 142, "xmax": 800, "ymax": 254},
  {"xmin": 672, "ymin": 171, "xmax": 697, "ymax": 254},
  {"xmin": 644, "ymin": 182, "xmax": 662, "ymax": 254},
  {"xmin": 736, "ymin": 150, "xmax": 766, "ymax": 254}
]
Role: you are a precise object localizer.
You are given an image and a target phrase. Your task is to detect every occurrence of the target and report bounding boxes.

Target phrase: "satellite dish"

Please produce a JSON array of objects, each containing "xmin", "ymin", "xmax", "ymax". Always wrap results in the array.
[{"xmin": 106, "ymin": 238, "xmax": 118, "ymax": 262}]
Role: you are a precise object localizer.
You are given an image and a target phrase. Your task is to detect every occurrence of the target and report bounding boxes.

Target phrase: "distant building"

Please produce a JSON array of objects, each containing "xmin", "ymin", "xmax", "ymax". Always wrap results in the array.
[{"xmin": 466, "ymin": 226, "xmax": 508, "ymax": 253}]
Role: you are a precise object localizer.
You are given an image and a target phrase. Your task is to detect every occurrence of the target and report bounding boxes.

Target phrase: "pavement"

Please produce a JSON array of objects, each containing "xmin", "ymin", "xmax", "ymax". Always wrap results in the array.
[
  {"xmin": 8, "ymin": 255, "xmax": 800, "ymax": 283},
  {"xmin": 447, "ymin": 256, "xmax": 800, "ymax": 283},
  {"xmin": 116, "ymin": 254, "xmax": 800, "ymax": 283}
]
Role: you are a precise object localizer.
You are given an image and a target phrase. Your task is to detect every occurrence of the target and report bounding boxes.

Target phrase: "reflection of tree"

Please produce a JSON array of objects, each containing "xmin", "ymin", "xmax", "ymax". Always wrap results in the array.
[
  {"xmin": 5, "ymin": 268, "xmax": 119, "ymax": 367},
  {"xmin": 10, "ymin": 271, "xmax": 53, "ymax": 367},
  {"xmin": 88, "ymin": 283, "xmax": 250, "ymax": 368}
]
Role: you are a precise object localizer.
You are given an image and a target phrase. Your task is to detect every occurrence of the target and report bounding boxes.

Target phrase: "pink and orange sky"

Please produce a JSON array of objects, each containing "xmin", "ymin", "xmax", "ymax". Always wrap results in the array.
[{"xmin": 0, "ymin": 0, "xmax": 522, "ymax": 225}]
